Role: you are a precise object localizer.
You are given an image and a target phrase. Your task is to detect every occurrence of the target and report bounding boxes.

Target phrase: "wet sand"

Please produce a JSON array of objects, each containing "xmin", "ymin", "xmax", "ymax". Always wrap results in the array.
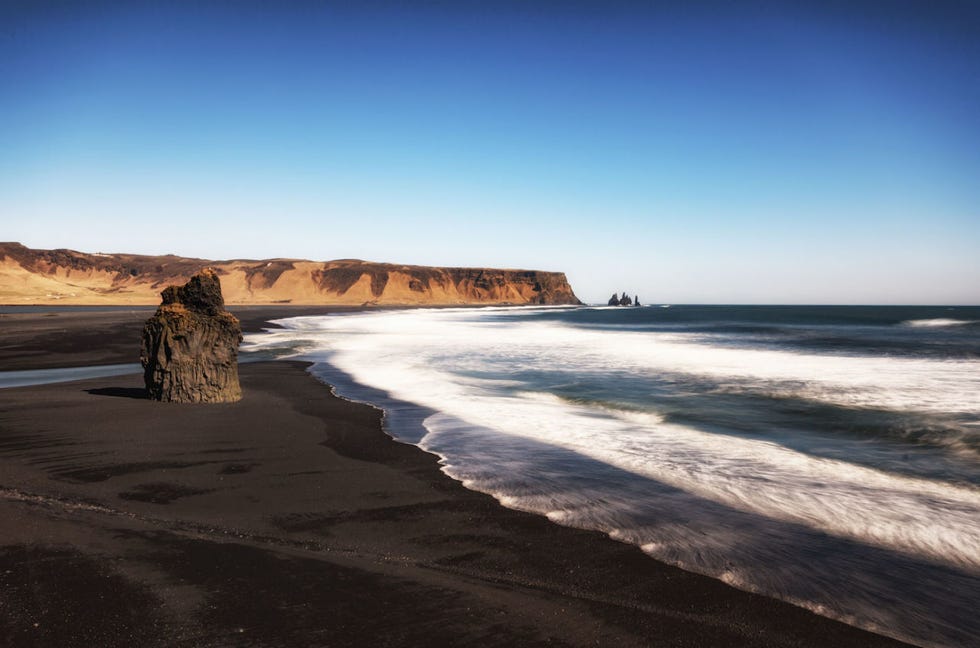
[{"xmin": 0, "ymin": 311, "xmax": 911, "ymax": 647}]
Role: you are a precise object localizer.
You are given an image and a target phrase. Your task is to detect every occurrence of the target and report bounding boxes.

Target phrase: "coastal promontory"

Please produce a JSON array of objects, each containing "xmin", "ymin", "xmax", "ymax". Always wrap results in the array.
[{"xmin": 0, "ymin": 242, "xmax": 581, "ymax": 306}]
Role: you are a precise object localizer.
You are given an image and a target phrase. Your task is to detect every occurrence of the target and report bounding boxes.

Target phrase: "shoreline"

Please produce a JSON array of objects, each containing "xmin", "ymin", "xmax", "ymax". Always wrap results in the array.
[
  {"xmin": 0, "ymin": 305, "xmax": 354, "ymax": 371},
  {"xmin": 0, "ymin": 304, "xmax": 565, "ymax": 371},
  {"xmin": 0, "ymin": 310, "xmax": 914, "ymax": 646}
]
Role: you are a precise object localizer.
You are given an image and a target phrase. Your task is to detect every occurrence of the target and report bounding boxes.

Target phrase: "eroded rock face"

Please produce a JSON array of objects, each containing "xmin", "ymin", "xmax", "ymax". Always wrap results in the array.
[
  {"xmin": 0, "ymin": 242, "xmax": 583, "ymax": 306},
  {"xmin": 140, "ymin": 268, "xmax": 242, "ymax": 403}
]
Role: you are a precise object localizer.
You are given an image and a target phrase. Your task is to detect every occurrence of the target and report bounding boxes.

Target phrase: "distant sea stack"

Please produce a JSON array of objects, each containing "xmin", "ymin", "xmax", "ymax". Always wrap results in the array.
[
  {"xmin": 0, "ymin": 242, "xmax": 581, "ymax": 306},
  {"xmin": 607, "ymin": 292, "xmax": 640, "ymax": 306},
  {"xmin": 140, "ymin": 268, "xmax": 243, "ymax": 403}
]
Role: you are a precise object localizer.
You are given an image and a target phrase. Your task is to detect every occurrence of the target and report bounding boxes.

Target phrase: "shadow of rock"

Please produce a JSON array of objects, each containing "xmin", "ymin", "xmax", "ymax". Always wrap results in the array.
[{"xmin": 85, "ymin": 387, "xmax": 148, "ymax": 399}]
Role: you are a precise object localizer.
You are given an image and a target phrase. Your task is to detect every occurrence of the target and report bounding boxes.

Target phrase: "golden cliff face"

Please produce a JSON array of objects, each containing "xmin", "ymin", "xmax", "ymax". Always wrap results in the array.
[{"xmin": 0, "ymin": 243, "xmax": 581, "ymax": 306}]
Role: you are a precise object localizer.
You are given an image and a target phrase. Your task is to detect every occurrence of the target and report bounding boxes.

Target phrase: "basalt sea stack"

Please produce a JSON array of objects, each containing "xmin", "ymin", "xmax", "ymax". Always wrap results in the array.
[{"xmin": 140, "ymin": 268, "xmax": 243, "ymax": 402}]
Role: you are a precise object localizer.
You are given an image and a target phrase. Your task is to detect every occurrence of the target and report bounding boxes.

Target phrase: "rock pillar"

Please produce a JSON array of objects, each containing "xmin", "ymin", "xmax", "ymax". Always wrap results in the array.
[{"xmin": 140, "ymin": 268, "xmax": 242, "ymax": 402}]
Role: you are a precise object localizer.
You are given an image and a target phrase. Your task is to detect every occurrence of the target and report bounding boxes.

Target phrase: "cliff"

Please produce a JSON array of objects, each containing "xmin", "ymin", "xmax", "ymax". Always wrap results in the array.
[{"xmin": 0, "ymin": 243, "xmax": 581, "ymax": 306}]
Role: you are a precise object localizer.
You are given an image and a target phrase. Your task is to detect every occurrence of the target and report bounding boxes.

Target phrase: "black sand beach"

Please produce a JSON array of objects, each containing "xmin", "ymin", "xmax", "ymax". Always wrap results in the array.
[
  {"xmin": 0, "ymin": 310, "xmax": 912, "ymax": 647},
  {"xmin": 0, "ymin": 306, "xmax": 352, "ymax": 371}
]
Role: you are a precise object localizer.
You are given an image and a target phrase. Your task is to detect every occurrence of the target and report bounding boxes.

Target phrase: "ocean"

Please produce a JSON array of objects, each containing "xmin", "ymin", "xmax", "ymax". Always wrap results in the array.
[{"xmin": 243, "ymin": 305, "xmax": 980, "ymax": 648}]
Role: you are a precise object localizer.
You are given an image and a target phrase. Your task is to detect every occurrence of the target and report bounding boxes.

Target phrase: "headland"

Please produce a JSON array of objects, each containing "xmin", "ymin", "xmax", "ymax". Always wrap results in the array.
[{"xmin": 0, "ymin": 242, "xmax": 580, "ymax": 306}]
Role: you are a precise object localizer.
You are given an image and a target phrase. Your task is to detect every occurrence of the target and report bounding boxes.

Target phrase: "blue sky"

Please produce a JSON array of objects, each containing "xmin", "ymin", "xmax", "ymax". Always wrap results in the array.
[{"xmin": 1, "ymin": 1, "xmax": 978, "ymax": 304}]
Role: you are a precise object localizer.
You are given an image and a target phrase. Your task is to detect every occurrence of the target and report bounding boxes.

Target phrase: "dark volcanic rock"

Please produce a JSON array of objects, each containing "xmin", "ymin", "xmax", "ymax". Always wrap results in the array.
[
  {"xmin": 608, "ymin": 292, "xmax": 640, "ymax": 306},
  {"xmin": 140, "ymin": 268, "xmax": 243, "ymax": 403}
]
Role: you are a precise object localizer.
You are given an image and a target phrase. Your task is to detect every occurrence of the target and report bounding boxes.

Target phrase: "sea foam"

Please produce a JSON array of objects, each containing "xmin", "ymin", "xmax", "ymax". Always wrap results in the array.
[
  {"xmin": 247, "ymin": 308, "xmax": 980, "ymax": 566},
  {"xmin": 243, "ymin": 306, "xmax": 980, "ymax": 648},
  {"xmin": 902, "ymin": 318, "xmax": 979, "ymax": 328}
]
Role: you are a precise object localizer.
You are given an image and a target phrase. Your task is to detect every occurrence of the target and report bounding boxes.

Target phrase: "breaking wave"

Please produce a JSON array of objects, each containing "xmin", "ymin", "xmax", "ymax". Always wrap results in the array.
[{"xmin": 244, "ymin": 305, "xmax": 980, "ymax": 648}]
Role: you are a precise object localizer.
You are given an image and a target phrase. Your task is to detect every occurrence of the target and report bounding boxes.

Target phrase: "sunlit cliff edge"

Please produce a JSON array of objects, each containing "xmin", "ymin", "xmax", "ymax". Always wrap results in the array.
[{"xmin": 0, "ymin": 243, "xmax": 581, "ymax": 306}]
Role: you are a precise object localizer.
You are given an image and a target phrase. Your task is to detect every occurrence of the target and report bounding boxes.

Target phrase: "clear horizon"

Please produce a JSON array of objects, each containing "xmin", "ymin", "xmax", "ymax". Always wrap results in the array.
[{"xmin": 2, "ymin": 1, "xmax": 978, "ymax": 305}]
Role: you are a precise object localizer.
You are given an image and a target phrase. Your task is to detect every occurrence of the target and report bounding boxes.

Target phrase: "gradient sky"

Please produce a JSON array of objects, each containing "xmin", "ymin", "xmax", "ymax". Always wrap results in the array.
[{"xmin": 2, "ymin": 1, "xmax": 978, "ymax": 304}]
